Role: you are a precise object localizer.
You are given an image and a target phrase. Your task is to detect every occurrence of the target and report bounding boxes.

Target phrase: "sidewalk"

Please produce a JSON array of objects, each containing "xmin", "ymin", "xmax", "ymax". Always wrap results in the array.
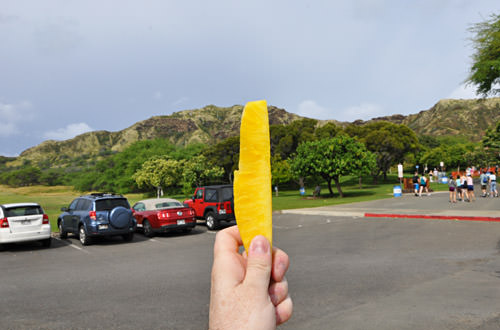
[{"xmin": 281, "ymin": 190, "xmax": 500, "ymax": 222}]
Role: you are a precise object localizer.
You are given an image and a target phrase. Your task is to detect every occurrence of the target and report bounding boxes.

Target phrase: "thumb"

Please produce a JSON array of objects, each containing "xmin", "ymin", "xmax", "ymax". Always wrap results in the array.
[{"xmin": 244, "ymin": 235, "xmax": 272, "ymax": 293}]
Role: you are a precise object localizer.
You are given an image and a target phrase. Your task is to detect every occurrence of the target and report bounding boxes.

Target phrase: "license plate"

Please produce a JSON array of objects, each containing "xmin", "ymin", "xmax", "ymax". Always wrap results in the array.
[
  {"xmin": 177, "ymin": 219, "xmax": 185, "ymax": 225},
  {"xmin": 21, "ymin": 220, "xmax": 31, "ymax": 225},
  {"xmin": 98, "ymin": 224, "xmax": 108, "ymax": 230}
]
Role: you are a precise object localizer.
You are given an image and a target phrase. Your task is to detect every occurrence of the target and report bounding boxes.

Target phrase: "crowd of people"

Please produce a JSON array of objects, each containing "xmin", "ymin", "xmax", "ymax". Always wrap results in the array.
[
  {"xmin": 411, "ymin": 167, "xmax": 499, "ymax": 203},
  {"xmin": 447, "ymin": 168, "xmax": 498, "ymax": 203}
]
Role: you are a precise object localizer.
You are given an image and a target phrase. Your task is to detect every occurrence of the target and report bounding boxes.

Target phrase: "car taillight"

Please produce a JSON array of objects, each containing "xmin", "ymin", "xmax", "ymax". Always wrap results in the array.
[
  {"xmin": 157, "ymin": 211, "xmax": 170, "ymax": 219},
  {"xmin": 42, "ymin": 214, "xmax": 49, "ymax": 225},
  {"xmin": 89, "ymin": 211, "xmax": 97, "ymax": 221},
  {"xmin": 0, "ymin": 217, "xmax": 9, "ymax": 228}
]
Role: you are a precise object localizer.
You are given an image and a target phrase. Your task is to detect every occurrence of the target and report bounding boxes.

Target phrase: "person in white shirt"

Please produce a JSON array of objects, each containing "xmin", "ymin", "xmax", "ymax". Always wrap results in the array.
[{"xmin": 489, "ymin": 171, "xmax": 498, "ymax": 197}]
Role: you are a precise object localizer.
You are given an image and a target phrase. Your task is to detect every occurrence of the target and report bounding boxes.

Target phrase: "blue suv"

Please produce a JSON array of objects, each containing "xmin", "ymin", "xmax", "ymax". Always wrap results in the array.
[{"xmin": 58, "ymin": 193, "xmax": 136, "ymax": 245}]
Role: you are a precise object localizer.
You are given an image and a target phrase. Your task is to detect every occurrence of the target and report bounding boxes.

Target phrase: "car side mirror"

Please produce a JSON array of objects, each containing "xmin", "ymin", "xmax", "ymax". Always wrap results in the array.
[
  {"xmin": 61, "ymin": 207, "xmax": 68, "ymax": 212},
  {"xmin": 192, "ymin": 196, "xmax": 195, "ymax": 201}
]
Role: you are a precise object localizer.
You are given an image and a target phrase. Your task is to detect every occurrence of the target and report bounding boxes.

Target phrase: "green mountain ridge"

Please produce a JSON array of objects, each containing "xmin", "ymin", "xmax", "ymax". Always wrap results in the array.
[
  {"xmin": 8, "ymin": 98, "xmax": 500, "ymax": 169},
  {"xmin": 355, "ymin": 98, "xmax": 500, "ymax": 139},
  {"xmin": 11, "ymin": 105, "xmax": 300, "ymax": 168}
]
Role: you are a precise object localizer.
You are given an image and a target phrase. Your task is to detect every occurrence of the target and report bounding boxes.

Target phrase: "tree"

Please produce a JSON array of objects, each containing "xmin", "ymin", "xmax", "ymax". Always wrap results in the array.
[
  {"xmin": 482, "ymin": 120, "xmax": 500, "ymax": 162},
  {"xmin": 314, "ymin": 122, "xmax": 342, "ymax": 140},
  {"xmin": 347, "ymin": 122, "xmax": 420, "ymax": 182},
  {"xmin": 133, "ymin": 157, "xmax": 182, "ymax": 197},
  {"xmin": 467, "ymin": 13, "xmax": 500, "ymax": 96},
  {"xmin": 271, "ymin": 155, "xmax": 293, "ymax": 195},
  {"xmin": 270, "ymin": 118, "xmax": 318, "ymax": 159},
  {"xmin": 203, "ymin": 136, "xmax": 240, "ymax": 183},
  {"xmin": 181, "ymin": 155, "xmax": 224, "ymax": 194},
  {"xmin": 290, "ymin": 136, "xmax": 376, "ymax": 197}
]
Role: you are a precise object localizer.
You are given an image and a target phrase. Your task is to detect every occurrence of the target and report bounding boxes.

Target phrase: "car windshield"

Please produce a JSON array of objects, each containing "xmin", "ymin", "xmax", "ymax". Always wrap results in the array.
[
  {"xmin": 95, "ymin": 198, "xmax": 130, "ymax": 211},
  {"xmin": 4, "ymin": 206, "xmax": 43, "ymax": 217},
  {"xmin": 156, "ymin": 201, "xmax": 183, "ymax": 209}
]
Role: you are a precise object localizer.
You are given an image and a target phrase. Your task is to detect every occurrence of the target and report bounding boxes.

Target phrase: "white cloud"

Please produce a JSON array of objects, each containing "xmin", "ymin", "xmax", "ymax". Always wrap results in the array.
[
  {"xmin": 171, "ymin": 97, "xmax": 189, "ymax": 108},
  {"xmin": 297, "ymin": 100, "xmax": 332, "ymax": 120},
  {"xmin": 154, "ymin": 91, "xmax": 163, "ymax": 100},
  {"xmin": 43, "ymin": 122, "xmax": 93, "ymax": 140},
  {"xmin": 447, "ymin": 84, "xmax": 478, "ymax": 100},
  {"xmin": 338, "ymin": 103, "xmax": 385, "ymax": 122},
  {"xmin": 0, "ymin": 101, "xmax": 34, "ymax": 137},
  {"xmin": 296, "ymin": 100, "xmax": 386, "ymax": 122},
  {"xmin": 448, "ymin": 83, "xmax": 500, "ymax": 99}
]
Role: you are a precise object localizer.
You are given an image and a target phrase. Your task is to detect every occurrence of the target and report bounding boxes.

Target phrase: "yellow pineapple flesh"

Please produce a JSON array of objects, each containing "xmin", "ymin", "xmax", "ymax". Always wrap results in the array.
[{"xmin": 234, "ymin": 100, "xmax": 272, "ymax": 252}]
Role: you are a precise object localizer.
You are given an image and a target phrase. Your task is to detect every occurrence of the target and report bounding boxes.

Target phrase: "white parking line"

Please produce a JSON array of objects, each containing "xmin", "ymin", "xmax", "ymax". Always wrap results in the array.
[{"xmin": 53, "ymin": 237, "xmax": 90, "ymax": 254}]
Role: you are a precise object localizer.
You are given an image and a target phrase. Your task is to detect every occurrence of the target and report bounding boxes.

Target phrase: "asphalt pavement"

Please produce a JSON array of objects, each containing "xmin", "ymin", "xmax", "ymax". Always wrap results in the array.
[
  {"xmin": 1, "ymin": 188, "xmax": 499, "ymax": 329},
  {"xmin": 282, "ymin": 185, "xmax": 500, "ymax": 220}
]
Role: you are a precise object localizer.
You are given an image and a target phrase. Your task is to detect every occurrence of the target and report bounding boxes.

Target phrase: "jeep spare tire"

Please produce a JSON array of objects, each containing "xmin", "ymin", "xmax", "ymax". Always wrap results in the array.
[{"xmin": 109, "ymin": 206, "xmax": 131, "ymax": 229}]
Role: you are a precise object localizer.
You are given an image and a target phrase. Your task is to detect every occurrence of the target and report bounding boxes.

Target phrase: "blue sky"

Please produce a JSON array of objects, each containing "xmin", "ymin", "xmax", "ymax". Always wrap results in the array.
[{"xmin": 1, "ymin": 1, "xmax": 499, "ymax": 156}]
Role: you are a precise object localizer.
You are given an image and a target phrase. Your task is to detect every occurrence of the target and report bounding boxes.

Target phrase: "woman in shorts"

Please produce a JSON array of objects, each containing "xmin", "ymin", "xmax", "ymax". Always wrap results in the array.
[
  {"xmin": 448, "ymin": 175, "xmax": 456, "ymax": 203},
  {"xmin": 460, "ymin": 174, "xmax": 469, "ymax": 202},
  {"xmin": 456, "ymin": 175, "xmax": 462, "ymax": 201},
  {"xmin": 466, "ymin": 174, "xmax": 475, "ymax": 202}
]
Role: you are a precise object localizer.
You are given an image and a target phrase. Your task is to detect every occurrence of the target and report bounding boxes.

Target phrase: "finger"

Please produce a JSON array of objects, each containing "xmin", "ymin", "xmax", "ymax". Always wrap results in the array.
[
  {"xmin": 269, "ymin": 277, "xmax": 288, "ymax": 306},
  {"xmin": 243, "ymin": 235, "xmax": 272, "ymax": 294},
  {"xmin": 212, "ymin": 226, "xmax": 245, "ymax": 287},
  {"xmin": 213, "ymin": 226, "xmax": 242, "ymax": 257},
  {"xmin": 275, "ymin": 295, "xmax": 293, "ymax": 326},
  {"xmin": 271, "ymin": 247, "xmax": 290, "ymax": 282}
]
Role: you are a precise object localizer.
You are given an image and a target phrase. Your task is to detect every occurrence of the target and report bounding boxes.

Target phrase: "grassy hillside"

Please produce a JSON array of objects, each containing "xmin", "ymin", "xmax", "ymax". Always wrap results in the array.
[
  {"xmin": 6, "ymin": 98, "xmax": 500, "ymax": 169},
  {"xmin": 360, "ymin": 98, "xmax": 500, "ymax": 141},
  {"xmin": 9, "ymin": 105, "xmax": 301, "ymax": 168}
]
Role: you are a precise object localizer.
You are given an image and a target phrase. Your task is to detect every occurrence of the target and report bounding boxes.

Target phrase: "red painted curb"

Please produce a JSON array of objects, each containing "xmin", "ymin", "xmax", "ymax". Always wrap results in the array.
[{"xmin": 364, "ymin": 213, "xmax": 500, "ymax": 222}]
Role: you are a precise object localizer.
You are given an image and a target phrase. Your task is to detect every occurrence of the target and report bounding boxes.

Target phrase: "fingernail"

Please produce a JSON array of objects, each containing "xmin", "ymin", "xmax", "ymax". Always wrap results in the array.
[{"xmin": 249, "ymin": 236, "xmax": 269, "ymax": 256}]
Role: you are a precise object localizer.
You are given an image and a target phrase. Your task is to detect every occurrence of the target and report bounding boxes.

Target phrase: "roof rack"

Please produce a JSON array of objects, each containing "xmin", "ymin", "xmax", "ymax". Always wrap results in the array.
[{"xmin": 88, "ymin": 192, "xmax": 123, "ymax": 198}]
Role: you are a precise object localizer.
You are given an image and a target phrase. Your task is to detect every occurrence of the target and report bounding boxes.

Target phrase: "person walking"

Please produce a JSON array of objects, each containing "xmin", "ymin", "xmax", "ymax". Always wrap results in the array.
[
  {"xmin": 448, "ymin": 174, "xmax": 457, "ymax": 203},
  {"xmin": 460, "ymin": 173, "xmax": 469, "ymax": 202},
  {"xmin": 412, "ymin": 172, "xmax": 420, "ymax": 196},
  {"xmin": 456, "ymin": 174, "xmax": 463, "ymax": 201},
  {"xmin": 419, "ymin": 175, "xmax": 430, "ymax": 197},
  {"xmin": 466, "ymin": 173, "xmax": 476, "ymax": 202},
  {"xmin": 490, "ymin": 171, "xmax": 498, "ymax": 197},
  {"xmin": 480, "ymin": 170, "xmax": 488, "ymax": 197}
]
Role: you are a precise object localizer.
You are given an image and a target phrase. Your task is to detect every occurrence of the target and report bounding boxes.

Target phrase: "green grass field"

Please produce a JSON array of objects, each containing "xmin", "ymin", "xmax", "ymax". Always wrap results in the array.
[{"xmin": 0, "ymin": 176, "xmax": 448, "ymax": 232}]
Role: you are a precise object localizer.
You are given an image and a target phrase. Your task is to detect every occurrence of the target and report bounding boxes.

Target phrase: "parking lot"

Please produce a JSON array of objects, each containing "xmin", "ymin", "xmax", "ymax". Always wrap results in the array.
[{"xmin": 1, "ymin": 193, "xmax": 500, "ymax": 329}]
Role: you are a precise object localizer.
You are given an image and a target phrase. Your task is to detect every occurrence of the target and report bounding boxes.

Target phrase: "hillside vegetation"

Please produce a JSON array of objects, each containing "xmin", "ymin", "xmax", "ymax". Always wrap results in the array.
[
  {"xmin": 4, "ymin": 98, "xmax": 500, "ymax": 171},
  {"xmin": 10, "ymin": 105, "xmax": 300, "ymax": 168},
  {"xmin": 355, "ymin": 98, "xmax": 500, "ymax": 140}
]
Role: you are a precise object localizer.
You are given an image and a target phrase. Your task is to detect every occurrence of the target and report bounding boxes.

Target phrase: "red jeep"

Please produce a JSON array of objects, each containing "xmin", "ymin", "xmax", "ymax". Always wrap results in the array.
[{"xmin": 184, "ymin": 185, "xmax": 235, "ymax": 230}]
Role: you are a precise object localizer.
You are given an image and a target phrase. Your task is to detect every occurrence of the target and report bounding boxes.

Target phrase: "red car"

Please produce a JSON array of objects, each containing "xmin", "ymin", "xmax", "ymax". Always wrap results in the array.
[{"xmin": 132, "ymin": 198, "xmax": 196, "ymax": 237}]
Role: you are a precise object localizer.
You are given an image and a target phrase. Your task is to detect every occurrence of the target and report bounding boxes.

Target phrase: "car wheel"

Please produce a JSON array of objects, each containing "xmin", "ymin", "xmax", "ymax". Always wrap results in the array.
[
  {"xmin": 79, "ymin": 225, "xmax": 91, "ymax": 246},
  {"xmin": 143, "ymin": 220, "xmax": 154, "ymax": 238},
  {"xmin": 205, "ymin": 211, "xmax": 218, "ymax": 230},
  {"xmin": 41, "ymin": 238, "xmax": 51, "ymax": 248},
  {"xmin": 59, "ymin": 221, "xmax": 67, "ymax": 239},
  {"xmin": 122, "ymin": 232, "xmax": 134, "ymax": 242}
]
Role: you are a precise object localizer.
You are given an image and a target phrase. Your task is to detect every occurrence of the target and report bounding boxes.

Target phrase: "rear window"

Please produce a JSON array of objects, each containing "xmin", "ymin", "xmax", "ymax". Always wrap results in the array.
[
  {"xmin": 95, "ymin": 198, "xmax": 130, "ymax": 211},
  {"xmin": 221, "ymin": 187, "xmax": 233, "ymax": 201},
  {"xmin": 5, "ymin": 206, "xmax": 43, "ymax": 217},
  {"xmin": 155, "ymin": 201, "xmax": 183, "ymax": 209}
]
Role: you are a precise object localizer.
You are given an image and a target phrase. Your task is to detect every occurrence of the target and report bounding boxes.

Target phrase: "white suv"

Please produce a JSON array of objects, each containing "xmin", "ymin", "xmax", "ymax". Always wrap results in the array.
[{"xmin": 0, "ymin": 203, "xmax": 51, "ymax": 249}]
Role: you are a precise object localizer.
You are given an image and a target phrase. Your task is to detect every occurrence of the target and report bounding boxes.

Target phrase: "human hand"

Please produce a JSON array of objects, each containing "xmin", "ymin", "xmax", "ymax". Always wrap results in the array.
[{"xmin": 209, "ymin": 226, "xmax": 293, "ymax": 329}]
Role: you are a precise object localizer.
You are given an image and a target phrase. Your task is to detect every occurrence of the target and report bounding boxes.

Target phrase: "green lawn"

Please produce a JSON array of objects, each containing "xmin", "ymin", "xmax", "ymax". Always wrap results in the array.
[{"xmin": 0, "ymin": 176, "xmax": 449, "ymax": 232}]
